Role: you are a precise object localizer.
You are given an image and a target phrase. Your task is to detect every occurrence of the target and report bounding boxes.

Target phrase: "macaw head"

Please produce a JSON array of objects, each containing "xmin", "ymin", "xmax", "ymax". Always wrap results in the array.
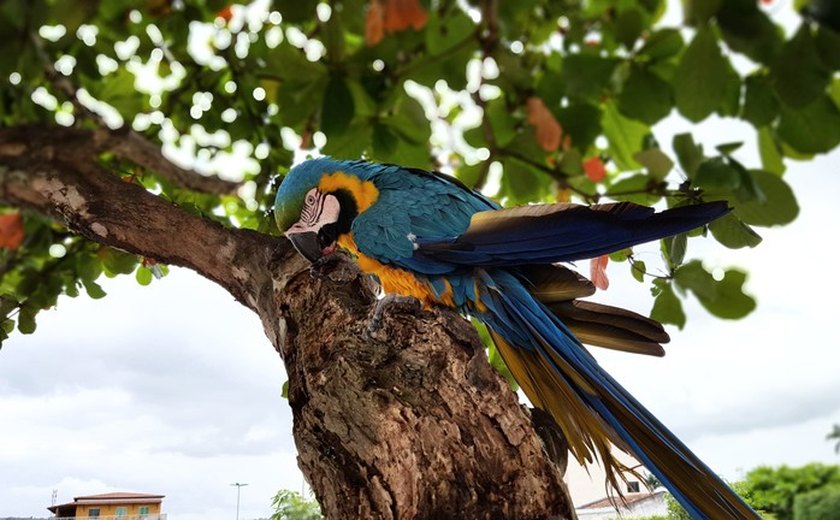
[{"xmin": 274, "ymin": 157, "xmax": 379, "ymax": 262}]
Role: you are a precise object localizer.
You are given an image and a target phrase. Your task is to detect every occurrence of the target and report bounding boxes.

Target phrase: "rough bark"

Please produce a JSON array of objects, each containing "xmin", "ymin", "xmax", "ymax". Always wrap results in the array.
[{"xmin": 0, "ymin": 125, "xmax": 575, "ymax": 519}]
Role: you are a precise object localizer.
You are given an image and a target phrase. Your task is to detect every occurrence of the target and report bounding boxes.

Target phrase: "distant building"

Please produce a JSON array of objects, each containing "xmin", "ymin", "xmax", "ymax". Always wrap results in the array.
[
  {"xmin": 47, "ymin": 492, "xmax": 165, "ymax": 519},
  {"xmin": 566, "ymin": 447, "xmax": 667, "ymax": 518},
  {"xmin": 576, "ymin": 491, "xmax": 668, "ymax": 519}
]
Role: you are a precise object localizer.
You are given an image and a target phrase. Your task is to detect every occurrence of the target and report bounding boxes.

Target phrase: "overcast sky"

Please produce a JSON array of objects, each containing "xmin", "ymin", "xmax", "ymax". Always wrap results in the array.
[
  {"xmin": 2, "ymin": 145, "xmax": 839, "ymax": 519},
  {"xmin": 3, "ymin": 1, "xmax": 840, "ymax": 519}
]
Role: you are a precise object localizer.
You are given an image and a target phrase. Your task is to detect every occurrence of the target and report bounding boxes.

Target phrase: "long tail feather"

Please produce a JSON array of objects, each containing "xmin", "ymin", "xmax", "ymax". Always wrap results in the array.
[
  {"xmin": 475, "ymin": 269, "xmax": 758, "ymax": 519},
  {"xmin": 418, "ymin": 201, "xmax": 729, "ymax": 266},
  {"xmin": 549, "ymin": 301, "xmax": 668, "ymax": 357},
  {"xmin": 523, "ymin": 265, "xmax": 668, "ymax": 356}
]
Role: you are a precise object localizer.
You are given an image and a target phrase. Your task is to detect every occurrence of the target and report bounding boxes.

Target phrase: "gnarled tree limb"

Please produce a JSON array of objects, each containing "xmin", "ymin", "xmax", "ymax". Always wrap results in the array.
[{"xmin": 0, "ymin": 124, "xmax": 575, "ymax": 519}]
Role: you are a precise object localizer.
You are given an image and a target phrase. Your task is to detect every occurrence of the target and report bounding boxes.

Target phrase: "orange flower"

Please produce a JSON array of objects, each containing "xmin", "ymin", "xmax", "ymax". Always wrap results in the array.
[
  {"xmin": 583, "ymin": 156, "xmax": 606, "ymax": 182},
  {"xmin": 0, "ymin": 213, "xmax": 24, "ymax": 250},
  {"xmin": 590, "ymin": 255, "xmax": 609, "ymax": 290},
  {"xmin": 384, "ymin": 0, "xmax": 428, "ymax": 31},
  {"xmin": 366, "ymin": 0, "xmax": 428, "ymax": 47},
  {"xmin": 526, "ymin": 97, "xmax": 562, "ymax": 152},
  {"xmin": 216, "ymin": 5, "xmax": 234, "ymax": 22},
  {"xmin": 365, "ymin": 0, "xmax": 385, "ymax": 46}
]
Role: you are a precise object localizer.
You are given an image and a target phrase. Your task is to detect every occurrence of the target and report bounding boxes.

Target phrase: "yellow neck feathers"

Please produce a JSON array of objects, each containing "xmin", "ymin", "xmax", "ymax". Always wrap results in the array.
[{"xmin": 318, "ymin": 172, "xmax": 379, "ymax": 213}]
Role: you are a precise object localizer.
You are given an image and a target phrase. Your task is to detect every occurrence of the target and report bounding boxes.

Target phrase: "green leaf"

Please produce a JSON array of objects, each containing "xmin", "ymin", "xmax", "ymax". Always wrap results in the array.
[
  {"xmin": 372, "ymin": 123, "xmax": 398, "ymax": 159},
  {"xmin": 264, "ymin": 43, "xmax": 327, "ymax": 83},
  {"xmin": 618, "ymin": 66, "xmax": 673, "ymax": 125},
  {"xmin": 770, "ymin": 24, "xmax": 830, "ymax": 109},
  {"xmin": 556, "ymin": 103, "xmax": 602, "ymax": 151},
  {"xmin": 485, "ymin": 98, "xmax": 517, "ymax": 147},
  {"xmin": 717, "ymin": 60, "xmax": 743, "ymax": 117},
  {"xmin": 456, "ymin": 162, "xmax": 487, "ymax": 188},
  {"xmin": 816, "ymin": 25, "xmax": 840, "ymax": 70},
  {"xmin": 674, "ymin": 27, "xmax": 729, "ymax": 122},
  {"xmin": 662, "ymin": 232, "xmax": 687, "ymax": 268},
  {"xmin": 694, "ymin": 157, "xmax": 741, "ymax": 192},
  {"xmin": 717, "ymin": 1, "xmax": 783, "ymax": 65},
  {"xmin": 488, "ymin": 339, "xmax": 518, "ymax": 391},
  {"xmin": 609, "ymin": 248, "xmax": 631, "ymax": 262},
  {"xmin": 2, "ymin": 318, "xmax": 15, "ymax": 335},
  {"xmin": 321, "ymin": 76, "xmax": 355, "ymax": 137},
  {"xmin": 560, "ymin": 54, "xmax": 620, "ymax": 100},
  {"xmin": 277, "ymin": 0, "xmax": 318, "ymax": 23},
  {"xmin": 715, "ymin": 142, "xmax": 743, "ymax": 155},
  {"xmin": 77, "ymin": 254, "xmax": 102, "ymax": 282},
  {"xmin": 633, "ymin": 148, "xmax": 673, "ymax": 180},
  {"xmin": 682, "ymin": 0, "xmax": 722, "ymax": 26},
  {"xmin": 426, "ymin": 10, "xmax": 474, "ymax": 56},
  {"xmin": 631, "ymin": 260, "xmax": 646, "ymax": 283},
  {"xmin": 638, "ymin": 29, "xmax": 684, "ymax": 60},
  {"xmin": 602, "ymin": 101, "xmax": 648, "ymax": 171},
  {"xmin": 651, "ymin": 280, "xmax": 686, "ymax": 329},
  {"xmin": 606, "ymin": 174, "xmax": 661, "ymax": 205},
  {"xmin": 675, "ymin": 261, "xmax": 756, "ymax": 319},
  {"xmin": 501, "ymin": 158, "xmax": 543, "ymax": 204},
  {"xmin": 709, "ymin": 212, "xmax": 762, "ymax": 249},
  {"xmin": 803, "ymin": 0, "xmax": 840, "ymax": 33},
  {"xmin": 83, "ymin": 279, "xmax": 107, "ymax": 299},
  {"xmin": 742, "ymin": 73, "xmax": 779, "ymax": 127},
  {"xmin": 830, "ymin": 78, "xmax": 840, "ymax": 110},
  {"xmin": 17, "ymin": 305, "xmax": 36, "ymax": 334},
  {"xmin": 672, "ymin": 133, "xmax": 704, "ymax": 177},
  {"xmin": 96, "ymin": 68, "xmax": 145, "ymax": 117},
  {"xmin": 757, "ymin": 127, "xmax": 785, "ymax": 175},
  {"xmin": 102, "ymin": 249, "xmax": 139, "ymax": 276},
  {"xmin": 615, "ymin": 8, "xmax": 644, "ymax": 49},
  {"xmin": 727, "ymin": 170, "xmax": 799, "ymax": 226},
  {"xmin": 135, "ymin": 266, "xmax": 153, "ymax": 286},
  {"xmin": 281, "ymin": 380, "xmax": 289, "ymax": 399},
  {"xmin": 323, "ymin": 121, "xmax": 371, "ymax": 157},
  {"xmin": 559, "ymin": 148, "xmax": 584, "ymax": 176},
  {"xmin": 778, "ymin": 94, "xmax": 840, "ymax": 154}
]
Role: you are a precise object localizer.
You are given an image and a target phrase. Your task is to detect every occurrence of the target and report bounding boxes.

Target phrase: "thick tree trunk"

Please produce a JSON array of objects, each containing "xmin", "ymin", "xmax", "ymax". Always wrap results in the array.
[{"xmin": 0, "ymin": 125, "xmax": 576, "ymax": 519}]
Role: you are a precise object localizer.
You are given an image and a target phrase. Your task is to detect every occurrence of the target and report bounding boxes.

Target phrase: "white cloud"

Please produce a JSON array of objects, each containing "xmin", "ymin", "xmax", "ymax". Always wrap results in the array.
[{"xmin": 0, "ymin": 270, "xmax": 300, "ymax": 518}]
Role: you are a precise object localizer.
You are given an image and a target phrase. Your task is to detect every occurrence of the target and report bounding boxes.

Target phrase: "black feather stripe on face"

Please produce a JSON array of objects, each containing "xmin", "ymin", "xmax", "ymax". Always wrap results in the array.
[
  {"xmin": 330, "ymin": 188, "xmax": 358, "ymax": 234},
  {"xmin": 316, "ymin": 189, "xmax": 358, "ymax": 249}
]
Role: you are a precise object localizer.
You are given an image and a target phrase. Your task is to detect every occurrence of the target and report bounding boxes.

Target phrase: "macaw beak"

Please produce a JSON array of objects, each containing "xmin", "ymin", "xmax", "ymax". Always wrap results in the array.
[{"xmin": 287, "ymin": 231, "xmax": 322, "ymax": 263}]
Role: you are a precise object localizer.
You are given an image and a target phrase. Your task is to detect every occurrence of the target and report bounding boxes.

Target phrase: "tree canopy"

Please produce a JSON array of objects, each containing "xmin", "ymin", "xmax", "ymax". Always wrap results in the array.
[
  {"xmin": 3, "ymin": 0, "xmax": 840, "ymax": 517},
  {"xmin": 1, "ymin": 0, "xmax": 839, "ymax": 346}
]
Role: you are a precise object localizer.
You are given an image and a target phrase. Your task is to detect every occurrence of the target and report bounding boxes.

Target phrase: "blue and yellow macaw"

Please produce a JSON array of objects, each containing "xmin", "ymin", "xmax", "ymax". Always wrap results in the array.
[{"xmin": 274, "ymin": 157, "xmax": 758, "ymax": 519}]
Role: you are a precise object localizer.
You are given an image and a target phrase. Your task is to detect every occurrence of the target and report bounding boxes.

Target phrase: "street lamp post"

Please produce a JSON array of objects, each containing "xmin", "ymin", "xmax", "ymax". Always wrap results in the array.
[{"xmin": 231, "ymin": 482, "xmax": 248, "ymax": 520}]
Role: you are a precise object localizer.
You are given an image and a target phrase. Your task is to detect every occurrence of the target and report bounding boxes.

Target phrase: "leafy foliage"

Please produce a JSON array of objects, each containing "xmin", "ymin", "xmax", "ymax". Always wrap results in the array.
[
  {"xmin": 269, "ymin": 489, "xmax": 323, "ymax": 520},
  {"xmin": 665, "ymin": 492, "xmax": 693, "ymax": 520},
  {"xmin": 0, "ymin": 0, "xmax": 838, "ymax": 348},
  {"xmin": 793, "ymin": 486, "xmax": 840, "ymax": 520},
  {"xmin": 739, "ymin": 463, "xmax": 840, "ymax": 520}
]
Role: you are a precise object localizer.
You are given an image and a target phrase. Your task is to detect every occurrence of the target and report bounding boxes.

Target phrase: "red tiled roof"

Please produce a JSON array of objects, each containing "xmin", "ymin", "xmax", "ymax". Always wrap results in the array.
[
  {"xmin": 579, "ymin": 491, "xmax": 662, "ymax": 510},
  {"xmin": 74, "ymin": 492, "xmax": 164, "ymax": 500}
]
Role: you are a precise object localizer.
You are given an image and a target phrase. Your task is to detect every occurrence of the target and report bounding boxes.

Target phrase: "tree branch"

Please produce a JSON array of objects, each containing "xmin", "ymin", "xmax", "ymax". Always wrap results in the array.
[
  {"xmin": 93, "ymin": 128, "xmax": 241, "ymax": 195},
  {"xmin": 30, "ymin": 31, "xmax": 240, "ymax": 196},
  {"xmin": 0, "ymin": 125, "xmax": 282, "ymax": 308},
  {"xmin": 0, "ymin": 124, "xmax": 576, "ymax": 519}
]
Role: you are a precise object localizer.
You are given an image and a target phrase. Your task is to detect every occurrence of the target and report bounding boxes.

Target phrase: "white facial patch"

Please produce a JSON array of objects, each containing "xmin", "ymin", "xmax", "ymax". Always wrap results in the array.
[{"xmin": 286, "ymin": 188, "xmax": 341, "ymax": 237}]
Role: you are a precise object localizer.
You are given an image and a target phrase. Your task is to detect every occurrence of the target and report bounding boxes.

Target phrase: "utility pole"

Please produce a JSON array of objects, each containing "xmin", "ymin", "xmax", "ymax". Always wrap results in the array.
[{"xmin": 230, "ymin": 482, "xmax": 248, "ymax": 520}]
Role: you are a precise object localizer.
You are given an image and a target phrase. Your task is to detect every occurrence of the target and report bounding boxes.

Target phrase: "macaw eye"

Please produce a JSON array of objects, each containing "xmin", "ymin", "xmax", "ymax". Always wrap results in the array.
[{"xmin": 306, "ymin": 194, "xmax": 316, "ymax": 204}]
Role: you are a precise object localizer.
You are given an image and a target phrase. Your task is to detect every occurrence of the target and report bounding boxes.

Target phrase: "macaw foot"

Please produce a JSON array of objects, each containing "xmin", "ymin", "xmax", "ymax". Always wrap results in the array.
[{"xmin": 366, "ymin": 294, "xmax": 422, "ymax": 337}]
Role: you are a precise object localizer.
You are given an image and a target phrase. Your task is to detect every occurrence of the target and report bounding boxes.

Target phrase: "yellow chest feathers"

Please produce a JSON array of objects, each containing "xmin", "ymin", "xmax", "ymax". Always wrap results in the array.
[{"xmin": 336, "ymin": 233, "xmax": 454, "ymax": 307}]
